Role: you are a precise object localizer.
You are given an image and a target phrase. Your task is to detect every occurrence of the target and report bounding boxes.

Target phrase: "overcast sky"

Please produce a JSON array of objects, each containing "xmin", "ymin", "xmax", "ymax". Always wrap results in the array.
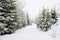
[{"xmin": 17, "ymin": 0, "xmax": 60, "ymax": 20}]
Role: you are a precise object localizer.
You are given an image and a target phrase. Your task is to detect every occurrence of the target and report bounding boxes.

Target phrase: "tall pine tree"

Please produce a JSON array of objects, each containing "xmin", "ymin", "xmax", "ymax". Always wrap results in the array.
[{"xmin": 0, "ymin": 0, "xmax": 18, "ymax": 35}]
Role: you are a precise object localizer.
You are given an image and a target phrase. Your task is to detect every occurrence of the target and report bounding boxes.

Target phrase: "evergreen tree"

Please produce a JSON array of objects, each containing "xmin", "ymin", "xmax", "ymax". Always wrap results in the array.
[
  {"xmin": 0, "ymin": 0, "xmax": 18, "ymax": 35},
  {"xmin": 21, "ymin": 13, "xmax": 27, "ymax": 27},
  {"xmin": 37, "ymin": 8, "xmax": 58, "ymax": 32},
  {"xmin": 17, "ymin": 9, "xmax": 27, "ymax": 28},
  {"xmin": 51, "ymin": 8, "xmax": 58, "ymax": 24},
  {"xmin": 26, "ymin": 13, "xmax": 31, "ymax": 25}
]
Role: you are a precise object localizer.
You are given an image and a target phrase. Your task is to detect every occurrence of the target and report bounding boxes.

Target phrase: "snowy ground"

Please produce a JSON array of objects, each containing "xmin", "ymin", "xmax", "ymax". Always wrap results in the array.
[{"xmin": 0, "ymin": 22, "xmax": 60, "ymax": 40}]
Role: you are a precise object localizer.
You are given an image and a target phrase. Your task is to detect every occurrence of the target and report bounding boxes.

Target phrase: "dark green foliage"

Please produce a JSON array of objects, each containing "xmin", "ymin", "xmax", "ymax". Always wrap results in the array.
[{"xmin": 0, "ymin": 0, "xmax": 18, "ymax": 35}]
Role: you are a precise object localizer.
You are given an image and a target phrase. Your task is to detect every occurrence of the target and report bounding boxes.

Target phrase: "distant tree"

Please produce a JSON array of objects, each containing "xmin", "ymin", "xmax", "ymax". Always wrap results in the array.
[
  {"xmin": 37, "ymin": 8, "xmax": 58, "ymax": 32},
  {"xmin": 26, "ymin": 13, "xmax": 31, "ymax": 25},
  {"xmin": 17, "ymin": 9, "xmax": 27, "ymax": 29},
  {"xmin": 51, "ymin": 8, "xmax": 58, "ymax": 24}
]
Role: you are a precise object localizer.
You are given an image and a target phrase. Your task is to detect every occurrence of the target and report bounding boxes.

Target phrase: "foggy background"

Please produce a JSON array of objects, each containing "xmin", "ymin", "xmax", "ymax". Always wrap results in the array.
[{"xmin": 17, "ymin": 0, "xmax": 60, "ymax": 20}]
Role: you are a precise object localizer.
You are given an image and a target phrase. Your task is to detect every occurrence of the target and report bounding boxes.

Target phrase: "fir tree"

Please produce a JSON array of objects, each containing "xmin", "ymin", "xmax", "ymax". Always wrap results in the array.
[
  {"xmin": 51, "ymin": 8, "xmax": 58, "ymax": 24},
  {"xmin": 37, "ymin": 8, "xmax": 58, "ymax": 32},
  {"xmin": 17, "ymin": 9, "xmax": 27, "ymax": 28},
  {"xmin": 37, "ymin": 8, "xmax": 52, "ymax": 31},
  {"xmin": 0, "ymin": 0, "xmax": 18, "ymax": 35},
  {"xmin": 26, "ymin": 13, "xmax": 31, "ymax": 25}
]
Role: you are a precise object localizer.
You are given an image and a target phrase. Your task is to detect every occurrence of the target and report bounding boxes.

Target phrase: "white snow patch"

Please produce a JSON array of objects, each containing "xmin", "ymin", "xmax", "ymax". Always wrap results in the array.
[{"xmin": 0, "ymin": 23, "xmax": 60, "ymax": 40}]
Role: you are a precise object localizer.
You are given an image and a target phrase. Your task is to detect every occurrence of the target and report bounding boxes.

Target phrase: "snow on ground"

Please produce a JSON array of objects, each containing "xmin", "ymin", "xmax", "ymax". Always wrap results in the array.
[
  {"xmin": 0, "ymin": 0, "xmax": 60, "ymax": 40},
  {"xmin": 0, "ymin": 22, "xmax": 60, "ymax": 40}
]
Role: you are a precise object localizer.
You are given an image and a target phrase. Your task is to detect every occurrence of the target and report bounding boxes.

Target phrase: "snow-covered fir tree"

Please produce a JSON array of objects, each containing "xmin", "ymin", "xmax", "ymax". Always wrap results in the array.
[
  {"xmin": 17, "ymin": 9, "xmax": 28, "ymax": 29},
  {"xmin": 0, "ymin": 0, "xmax": 19, "ymax": 35},
  {"xmin": 51, "ymin": 8, "xmax": 58, "ymax": 24},
  {"xmin": 37, "ymin": 8, "xmax": 58, "ymax": 32}
]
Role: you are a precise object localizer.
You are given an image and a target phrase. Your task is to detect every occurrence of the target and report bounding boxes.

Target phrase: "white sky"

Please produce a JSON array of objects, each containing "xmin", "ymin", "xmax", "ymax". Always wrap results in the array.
[{"xmin": 17, "ymin": 0, "xmax": 60, "ymax": 20}]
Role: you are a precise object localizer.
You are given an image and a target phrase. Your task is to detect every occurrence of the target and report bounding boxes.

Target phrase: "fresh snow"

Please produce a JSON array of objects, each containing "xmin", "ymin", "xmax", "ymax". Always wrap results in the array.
[
  {"xmin": 0, "ymin": 0, "xmax": 60, "ymax": 40},
  {"xmin": 0, "ymin": 21, "xmax": 60, "ymax": 40}
]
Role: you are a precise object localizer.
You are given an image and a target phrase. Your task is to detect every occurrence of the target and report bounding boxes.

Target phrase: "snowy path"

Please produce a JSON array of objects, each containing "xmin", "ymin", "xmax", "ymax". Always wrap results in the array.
[{"xmin": 0, "ymin": 23, "xmax": 60, "ymax": 40}]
